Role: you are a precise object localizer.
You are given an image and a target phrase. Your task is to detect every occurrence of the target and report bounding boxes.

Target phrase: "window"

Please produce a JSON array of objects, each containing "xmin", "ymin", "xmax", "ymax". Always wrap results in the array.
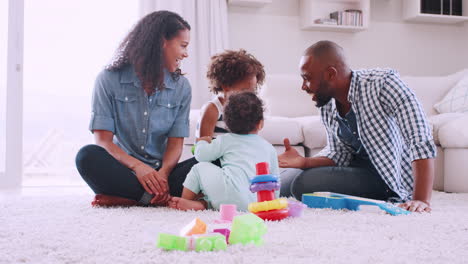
[
  {"xmin": 22, "ymin": 0, "xmax": 138, "ymax": 185},
  {"xmin": 0, "ymin": 0, "xmax": 7, "ymax": 178}
]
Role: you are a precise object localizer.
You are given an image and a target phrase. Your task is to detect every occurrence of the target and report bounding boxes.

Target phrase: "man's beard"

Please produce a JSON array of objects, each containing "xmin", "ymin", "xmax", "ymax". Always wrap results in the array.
[{"xmin": 314, "ymin": 81, "xmax": 332, "ymax": 107}]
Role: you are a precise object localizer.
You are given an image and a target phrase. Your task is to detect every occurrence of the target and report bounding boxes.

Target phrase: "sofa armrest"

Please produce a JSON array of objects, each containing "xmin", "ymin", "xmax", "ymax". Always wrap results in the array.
[{"xmin": 439, "ymin": 115, "xmax": 468, "ymax": 148}]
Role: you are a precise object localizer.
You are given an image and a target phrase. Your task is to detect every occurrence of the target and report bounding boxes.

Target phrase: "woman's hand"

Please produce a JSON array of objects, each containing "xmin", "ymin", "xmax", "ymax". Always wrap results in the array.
[
  {"xmin": 150, "ymin": 192, "xmax": 171, "ymax": 205},
  {"xmin": 278, "ymin": 138, "xmax": 306, "ymax": 168},
  {"xmin": 150, "ymin": 169, "xmax": 171, "ymax": 205},
  {"xmin": 133, "ymin": 163, "xmax": 168, "ymax": 195}
]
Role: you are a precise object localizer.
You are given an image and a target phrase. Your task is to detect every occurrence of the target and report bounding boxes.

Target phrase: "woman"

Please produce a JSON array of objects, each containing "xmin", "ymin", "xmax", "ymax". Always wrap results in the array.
[{"xmin": 75, "ymin": 10, "xmax": 195, "ymax": 206}]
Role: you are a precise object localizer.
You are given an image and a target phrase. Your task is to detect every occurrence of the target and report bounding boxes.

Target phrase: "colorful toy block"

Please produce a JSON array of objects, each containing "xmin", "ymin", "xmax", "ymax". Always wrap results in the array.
[
  {"xmin": 287, "ymin": 201, "xmax": 307, "ymax": 217},
  {"xmin": 228, "ymin": 213, "xmax": 267, "ymax": 246},
  {"xmin": 302, "ymin": 192, "xmax": 411, "ymax": 216},
  {"xmin": 219, "ymin": 204, "xmax": 236, "ymax": 222},
  {"xmin": 213, "ymin": 228, "xmax": 231, "ymax": 243},
  {"xmin": 156, "ymin": 233, "xmax": 189, "ymax": 251},
  {"xmin": 193, "ymin": 233, "xmax": 228, "ymax": 252},
  {"xmin": 179, "ymin": 218, "xmax": 207, "ymax": 236}
]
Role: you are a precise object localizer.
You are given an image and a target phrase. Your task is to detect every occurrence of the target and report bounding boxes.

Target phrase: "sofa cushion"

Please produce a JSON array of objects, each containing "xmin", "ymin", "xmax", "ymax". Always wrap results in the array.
[
  {"xmin": 438, "ymin": 115, "xmax": 468, "ymax": 148},
  {"xmin": 186, "ymin": 110, "xmax": 303, "ymax": 146},
  {"xmin": 428, "ymin": 113, "xmax": 465, "ymax": 145},
  {"xmin": 434, "ymin": 75, "xmax": 468, "ymax": 114},
  {"xmin": 401, "ymin": 69, "xmax": 468, "ymax": 116},
  {"xmin": 260, "ymin": 74, "xmax": 319, "ymax": 117},
  {"xmin": 293, "ymin": 116, "xmax": 327, "ymax": 150},
  {"xmin": 259, "ymin": 116, "xmax": 304, "ymax": 145}
]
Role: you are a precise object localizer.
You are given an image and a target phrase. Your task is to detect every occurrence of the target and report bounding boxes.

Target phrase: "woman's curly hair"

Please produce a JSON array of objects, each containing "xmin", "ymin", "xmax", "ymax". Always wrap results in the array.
[
  {"xmin": 107, "ymin": 10, "xmax": 190, "ymax": 91},
  {"xmin": 206, "ymin": 49, "xmax": 265, "ymax": 94},
  {"xmin": 224, "ymin": 92, "xmax": 264, "ymax": 135}
]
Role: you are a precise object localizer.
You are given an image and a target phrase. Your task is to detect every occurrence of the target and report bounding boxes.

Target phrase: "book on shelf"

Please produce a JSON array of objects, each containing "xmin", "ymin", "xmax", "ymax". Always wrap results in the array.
[
  {"xmin": 314, "ymin": 18, "xmax": 338, "ymax": 25},
  {"xmin": 330, "ymin": 9, "xmax": 363, "ymax": 27}
]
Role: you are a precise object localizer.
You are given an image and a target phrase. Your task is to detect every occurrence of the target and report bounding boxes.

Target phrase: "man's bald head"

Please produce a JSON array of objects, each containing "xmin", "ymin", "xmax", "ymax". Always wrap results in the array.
[
  {"xmin": 303, "ymin": 40, "xmax": 347, "ymax": 69},
  {"xmin": 299, "ymin": 41, "xmax": 352, "ymax": 107}
]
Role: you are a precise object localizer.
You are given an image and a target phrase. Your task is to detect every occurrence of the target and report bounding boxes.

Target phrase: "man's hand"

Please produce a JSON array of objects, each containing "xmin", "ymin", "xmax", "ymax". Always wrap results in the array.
[
  {"xmin": 398, "ymin": 200, "xmax": 431, "ymax": 213},
  {"xmin": 278, "ymin": 138, "xmax": 306, "ymax": 168},
  {"xmin": 133, "ymin": 163, "xmax": 168, "ymax": 195}
]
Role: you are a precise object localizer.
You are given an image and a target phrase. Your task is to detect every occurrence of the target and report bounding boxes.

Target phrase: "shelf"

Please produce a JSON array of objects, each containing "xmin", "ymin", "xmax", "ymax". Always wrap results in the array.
[
  {"xmin": 301, "ymin": 23, "xmax": 368, "ymax": 32},
  {"xmin": 403, "ymin": 0, "xmax": 468, "ymax": 24},
  {"xmin": 227, "ymin": 0, "xmax": 272, "ymax": 8},
  {"xmin": 299, "ymin": 0, "xmax": 370, "ymax": 33}
]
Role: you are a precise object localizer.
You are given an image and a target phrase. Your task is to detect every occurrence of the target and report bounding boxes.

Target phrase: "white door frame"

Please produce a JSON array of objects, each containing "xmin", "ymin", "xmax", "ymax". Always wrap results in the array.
[{"xmin": 3, "ymin": 0, "xmax": 24, "ymax": 188}]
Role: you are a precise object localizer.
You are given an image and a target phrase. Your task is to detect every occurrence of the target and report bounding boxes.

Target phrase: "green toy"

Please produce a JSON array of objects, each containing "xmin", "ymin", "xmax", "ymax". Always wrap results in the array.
[
  {"xmin": 194, "ymin": 234, "xmax": 227, "ymax": 252},
  {"xmin": 228, "ymin": 213, "xmax": 267, "ymax": 246},
  {"xmin": 191, "ymin": 145, "xmax": 196, "ymax": 155},
  {"xmin": 156, "ymin": 233, "xmax": 189, "ymax": 251}
]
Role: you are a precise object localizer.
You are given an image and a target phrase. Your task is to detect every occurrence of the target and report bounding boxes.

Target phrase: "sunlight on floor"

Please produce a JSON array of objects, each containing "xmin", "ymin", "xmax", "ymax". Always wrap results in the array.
[{"xmin": 0, "ymin": 186, "xmax": 93, "ymax": 199}]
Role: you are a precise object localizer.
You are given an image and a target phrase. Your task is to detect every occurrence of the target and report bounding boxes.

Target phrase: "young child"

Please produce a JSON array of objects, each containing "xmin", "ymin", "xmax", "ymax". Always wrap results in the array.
[
  {"xmin": 197, "ymin": 49, "xmax": 265, "ymax": 139},
  {"xmin": 169, "ymin": 92, "xmax": 279, "ymax": 211}
]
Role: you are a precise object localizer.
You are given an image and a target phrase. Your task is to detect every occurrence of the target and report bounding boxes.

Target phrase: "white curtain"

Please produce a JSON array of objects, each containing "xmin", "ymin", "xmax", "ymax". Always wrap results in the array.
[{"xmin": 139, "ymin": 0, "xmax": 229, "ymax": 109}]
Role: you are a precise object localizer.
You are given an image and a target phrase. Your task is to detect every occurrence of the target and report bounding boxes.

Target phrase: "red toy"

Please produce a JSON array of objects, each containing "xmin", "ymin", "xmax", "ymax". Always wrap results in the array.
[{"xmin": 248, "ymin": 162, "xmax": 289, "ymax": 221}]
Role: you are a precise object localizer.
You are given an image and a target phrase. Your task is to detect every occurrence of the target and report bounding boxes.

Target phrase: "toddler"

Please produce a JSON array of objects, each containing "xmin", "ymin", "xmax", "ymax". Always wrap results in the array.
[
  {"xmin": 169, "ymin": 92, "xmax": 279, "ymax": 211},
  {"xmin": 197, "ymin": 49, "xmax": 265, "ymax": 139}
]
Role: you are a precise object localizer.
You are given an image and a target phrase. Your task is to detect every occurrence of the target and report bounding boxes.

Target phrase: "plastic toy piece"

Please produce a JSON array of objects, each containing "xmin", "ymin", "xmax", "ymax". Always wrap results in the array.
[
  {"xmin": 249, "ymin": 182, "xmax": 280, "ymax": 192},
  {"xmin": 213, "ymin": 228, "xmax": 231, "ymax": 243},
  {"xmin": 287, "ymin": 201, "xmax": 307, "ymax": 217},
  {"xmin": 248, "ymin": 198, "xmax": 288, "ymax": 213},
  {"xmin": 156, "ymin": 233, "xmax": 189, "ymax": 251},
  {"xmin": 228, "ymin": 213, "xmax": 267, "ymax": 246},
  {"xmin": 249, "ymin": 162, "xmax": 288, "ymax": 221},
  {"xmin": 302, "ymin": 192, "xmax": 411, "ymax": 216},
  {"xmin": 254, "ymin": 209, "xmax": 289, "ymax": 221},
  {"xmin": 179, "ymin": 218, "xmax": 207, "ymax": 236},
  {"xmin": 250, "ymin": 174, "xmax": 278, "ymax": 184},
  {"xmin": 193, "ymin": 233, "xmax": 228, "ymax": 252},
  {"xmin": 255, "ymin": 162, "xmax": 270, "ymax": 175},
  {"xmin": 257, "ymin": 190, "xmax": 275, "ymax": 202},
  {"xmin": 191, "ymin": 145, "xmax": 196, "ymax": 155},
  {"xmin": 219, "ymin": 204, "xmax": 236, "ymax": 222}
]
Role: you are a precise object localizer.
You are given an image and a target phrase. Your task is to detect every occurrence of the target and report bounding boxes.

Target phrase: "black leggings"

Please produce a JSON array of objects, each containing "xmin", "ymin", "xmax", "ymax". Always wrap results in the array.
[
  {"xmin": 75, "ymin": 144, "xmax": 198, "ymax": 202},
  {"xmin": 280, "ymin": 165, "xmax": 399, "ymax": 202}
]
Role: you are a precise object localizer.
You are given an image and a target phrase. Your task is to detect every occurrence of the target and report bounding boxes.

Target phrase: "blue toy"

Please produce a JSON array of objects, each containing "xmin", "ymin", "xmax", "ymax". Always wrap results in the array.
[{"xmin": 302, "ymin": 192, "xmax": 410, "ymax": 216}]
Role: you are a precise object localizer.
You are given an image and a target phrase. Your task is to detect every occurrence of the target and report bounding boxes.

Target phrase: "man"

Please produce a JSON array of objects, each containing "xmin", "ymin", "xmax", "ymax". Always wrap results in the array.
[{"xmin": 279, "ymin": 40, "xmax": 436, "ymax": 213}]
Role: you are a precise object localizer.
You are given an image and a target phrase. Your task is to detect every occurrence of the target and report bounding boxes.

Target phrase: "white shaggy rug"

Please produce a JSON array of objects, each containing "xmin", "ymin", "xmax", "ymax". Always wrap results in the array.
[{"xmin": 1, "ymin": 189, "xmax": 468, "ymax": 264}]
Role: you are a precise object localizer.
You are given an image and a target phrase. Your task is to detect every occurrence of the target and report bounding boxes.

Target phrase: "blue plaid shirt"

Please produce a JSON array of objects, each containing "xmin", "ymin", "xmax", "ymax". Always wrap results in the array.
[
  {"xmin": 316, "ymin": 69, "xmax": 437, "ymax": 201},
  {"xmin": 89, "ymin": 65, "xmax": 192, "ymax": 168}
]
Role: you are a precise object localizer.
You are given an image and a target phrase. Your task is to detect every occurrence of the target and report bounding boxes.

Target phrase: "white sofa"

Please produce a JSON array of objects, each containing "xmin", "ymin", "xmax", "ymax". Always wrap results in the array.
[{"xmin": 183, "ymin": 69, "xmax": 468, "ymax": 193}]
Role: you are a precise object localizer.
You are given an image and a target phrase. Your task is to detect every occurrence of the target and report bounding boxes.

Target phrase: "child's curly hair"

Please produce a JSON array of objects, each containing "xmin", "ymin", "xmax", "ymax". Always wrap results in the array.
[
  {"xmin": 206, "ymin": 49, "xmax": 265, "ymax": 94},
  {"xmin": 224, "ymin": 92, "xmax": 264, "ymax": 135}
]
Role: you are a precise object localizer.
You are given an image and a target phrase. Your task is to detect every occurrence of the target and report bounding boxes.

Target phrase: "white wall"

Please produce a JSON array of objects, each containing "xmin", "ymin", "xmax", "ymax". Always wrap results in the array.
[{"xmin": 228, "ymin": 0, "xmax": 468, "ymax": 76}]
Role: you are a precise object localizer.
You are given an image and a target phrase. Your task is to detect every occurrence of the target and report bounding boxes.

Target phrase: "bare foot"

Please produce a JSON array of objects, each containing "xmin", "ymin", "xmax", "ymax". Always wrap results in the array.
[
  {"xmin": 92, "ymin": 194, "xmax": 138, "ymax": 207},
  {"xmin": 168, "ymin": 197, "xmax": 206, "ymax": 211}
]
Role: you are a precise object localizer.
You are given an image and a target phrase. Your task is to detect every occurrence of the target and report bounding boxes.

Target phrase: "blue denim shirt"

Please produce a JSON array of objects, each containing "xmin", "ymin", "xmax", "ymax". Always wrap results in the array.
[
  {"xmin": 336, "ymin": 108, "xmax": 378, "ymax": 174},
  {"xmin": 89, "ymin": 65, "xmax": 192, "ymax": 168}
]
